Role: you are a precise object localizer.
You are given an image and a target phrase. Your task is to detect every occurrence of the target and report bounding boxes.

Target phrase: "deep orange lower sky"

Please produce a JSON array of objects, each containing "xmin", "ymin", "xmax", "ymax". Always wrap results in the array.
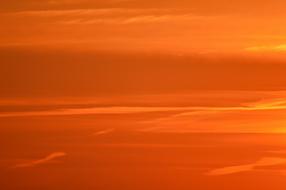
[{"xmin": 2, "ymin": 0, "xmax": 286, "ymax": 190}]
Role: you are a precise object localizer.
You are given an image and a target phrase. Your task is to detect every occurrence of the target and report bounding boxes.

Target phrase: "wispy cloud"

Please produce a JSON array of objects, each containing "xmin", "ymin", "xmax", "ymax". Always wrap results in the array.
[
  {"xmin": 13, "ymin": 152, "xmax": 67, "ymax": 168},
  {"xmin": 0, "ymin": 106, "xmax": 193, "ymax": 117},
  {"xmin": 2, "ymin": 98, "xmax": 286, "ymax": 133},
  {"xmin": 62, "ymin": 14, "xmax": 206, "ymax": 25},
  {"xmin": 92, "ymin": 128, "xmax": 115, "ymax": 136},
  {"xmin": 3, "ymin": 8, "xmax": 212, "ymax": 25},
  {"xmin": 245, "ymin": 44, "xmax": 286, "ymax": 52},
  {"xmin": 92, "ymin": 143, "xmax": 213, "ymax": 148},
  {"xmin": 206, "ymin": 157, "xmax": 286, "ymax": 176},
  {"xmin": 1, "ymin": 99, "xmax": 286, "ymax": 118},
  {"xmin": 134, "ymin": 99, "xmax": 286, "ymax": 133}
]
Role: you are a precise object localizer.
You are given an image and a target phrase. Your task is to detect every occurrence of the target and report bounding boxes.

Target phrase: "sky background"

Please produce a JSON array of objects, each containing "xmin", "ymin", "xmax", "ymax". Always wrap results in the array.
[{"xmin": 2, "ymin": 0, "xmax": 286, "ymax": 189}]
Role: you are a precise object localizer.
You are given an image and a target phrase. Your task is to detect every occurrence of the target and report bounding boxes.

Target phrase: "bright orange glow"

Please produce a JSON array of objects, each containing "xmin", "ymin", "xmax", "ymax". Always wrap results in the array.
[{"xmin": 2, "ymin": 1, "xmax": 286, "ymax": 190}]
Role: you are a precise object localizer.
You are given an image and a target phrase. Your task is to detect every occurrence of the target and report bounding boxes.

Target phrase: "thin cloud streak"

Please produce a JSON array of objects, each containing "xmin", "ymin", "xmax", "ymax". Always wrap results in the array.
[
  {"xmin": 143, "ymin": 99, "xmax": 286, "ymax": 123},
  {"xmin": 1, "ymin": 99, "xmax": 286, "ymax": 118},
  {"xmin": 61, "ymin": 14, "xmax": 207, "ymax": 25},
  {"xmin": 6, "ymin": 8, "xmax": 175, "ymax": 16},
  {"xmin": 207, "ymin": 157, "xmax": 286, "ymax": 176},
  {"xmin": 92, "ymin": 128, "xmax": 115, "ymax": 136},
  {"xmin": 0, "ymin": 106, "xmax": 194, "ymax": 117},
  {"xmin": 3, "ymin": 8, "xmax": 212, "ymax": 25},
  {"xmin": 92, "ymin": 143, "xmax": 213, "ymax": 148},
  {"xmin": 13, "ymin": 152, "xmax": 67, "ymax": 168},
  {"xmin": 245, "ymin": 44, "xmax": 286, "ymax": 52}
]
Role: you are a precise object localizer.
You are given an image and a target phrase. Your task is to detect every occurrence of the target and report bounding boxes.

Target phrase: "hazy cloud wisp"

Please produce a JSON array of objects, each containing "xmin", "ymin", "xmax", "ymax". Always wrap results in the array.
[
  {"xmin": 207, "ymin": 157, "xmax": 286, "ymax": 176},
  {"xmin": 13, "ymin": 152, "xmax": 67, "ymax": 168}
]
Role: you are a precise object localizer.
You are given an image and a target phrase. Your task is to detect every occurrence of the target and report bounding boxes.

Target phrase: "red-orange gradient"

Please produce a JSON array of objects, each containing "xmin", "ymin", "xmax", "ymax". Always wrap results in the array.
[{"xmin": 1, "ymin": 1, "xmax": 286, "ymax": 190}]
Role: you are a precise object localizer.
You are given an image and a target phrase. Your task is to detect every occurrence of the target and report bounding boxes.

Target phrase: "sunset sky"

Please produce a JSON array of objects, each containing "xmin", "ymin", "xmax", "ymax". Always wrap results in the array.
[{"xmin": 2, "ymin": 0, "xmax": 286, "ymax": 190}]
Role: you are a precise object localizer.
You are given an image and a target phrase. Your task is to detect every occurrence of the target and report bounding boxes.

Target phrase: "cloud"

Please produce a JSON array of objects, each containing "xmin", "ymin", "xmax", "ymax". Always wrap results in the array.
[
  {"xmin": 206, "ymin": 157, "xmax": 286, "ymax": 176},
  {"xmin": 245, "ymin": 44, "xmax": 286, "ymax": 52},
  {"xmin": 2, "ymin": 95, "xmax": 286, "ymax": 133},
  {"xmin": 142, "ymin": 99, "xmax": 286, "ymax": 122},
  {"xmin": 92, "ymin": 128, "xmax": 115, "ymax": 136},
  {"xmin": 92, "ymin": 143, "xmax": 213, "ymax": 148},
  {"xmin": 3, "ymin": 8, "xmax": 211, "ymax": 25},
  {"xmin": 134, "ymin": 98, "xmax": 286, "ymax": 133},
  {"xmin": 1, "ymin": 99, "xmax": 286, "ymax": 118},
  {"xmin": 13, "ymin": 152, "xmax": 67, "ymax": 168},
  {"xmin": 0, "ymin": 106, "xmax": 194, "ymax": 117},
  {"xmin": 63, "ymin": 14, "xmax": 206, "ymax": 25}
]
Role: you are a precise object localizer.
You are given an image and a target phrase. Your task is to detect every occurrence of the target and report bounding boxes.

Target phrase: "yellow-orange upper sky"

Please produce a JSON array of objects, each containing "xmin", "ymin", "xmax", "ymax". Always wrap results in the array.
[{"xmin": 2, "ymin": 0, "xmax": 286, "ymax": 52}]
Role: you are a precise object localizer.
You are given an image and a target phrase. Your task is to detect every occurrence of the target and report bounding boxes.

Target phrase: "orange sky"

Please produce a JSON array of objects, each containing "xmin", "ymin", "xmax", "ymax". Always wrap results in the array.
[
  {"xmin": 2, "ymin": 0, "xmax": 286, "ymax": 52},
  {"xmin": 2, "ymin": 1, "xmax": 286, "ymax": 190}
]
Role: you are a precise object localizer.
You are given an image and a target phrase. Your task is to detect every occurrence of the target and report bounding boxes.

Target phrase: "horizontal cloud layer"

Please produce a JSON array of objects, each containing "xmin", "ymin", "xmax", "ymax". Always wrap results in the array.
[
  {"xmin": 2, "ymin": 97, "xmax": 286, "ymax": 133},
  {"xmin": 207, "ymin": 157, "xmax": 286, "ymax": 176}
]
